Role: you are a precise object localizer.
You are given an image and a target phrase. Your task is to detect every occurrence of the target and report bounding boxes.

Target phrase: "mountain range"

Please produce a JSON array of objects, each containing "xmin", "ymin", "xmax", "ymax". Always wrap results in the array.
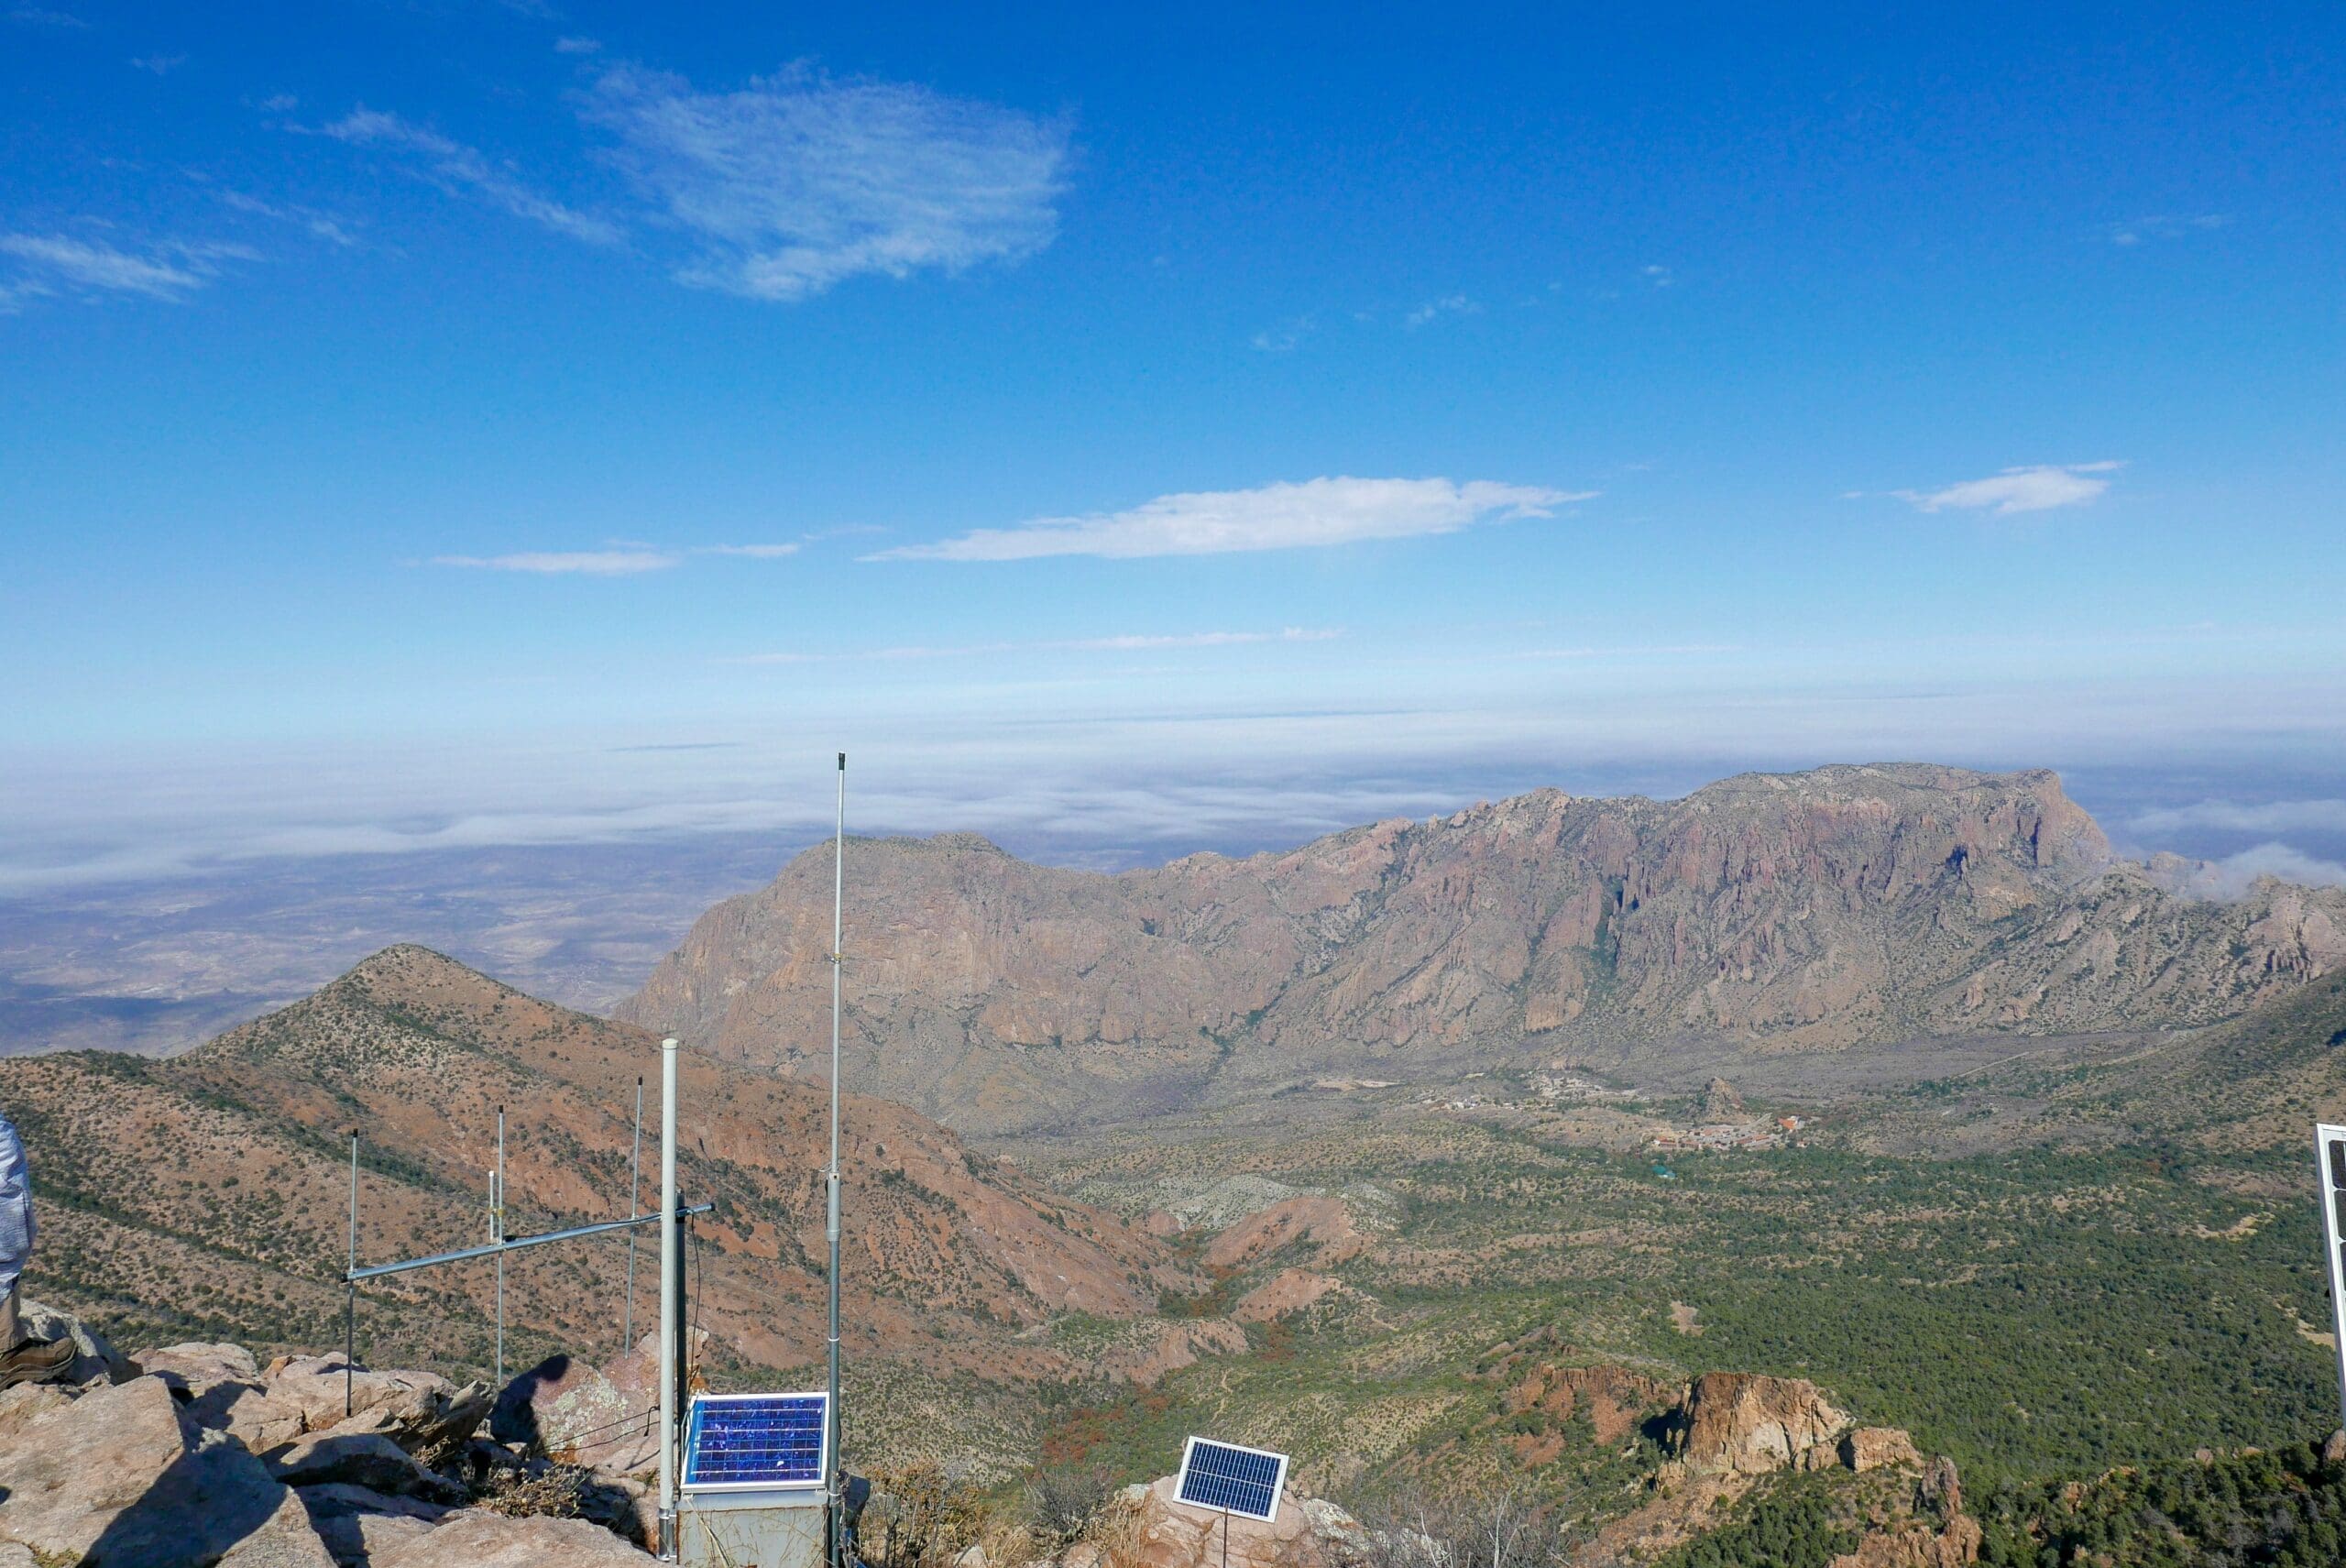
[{"xmin": 619, "ymin": 763, "xmax": 2346, "ymax": 1133}]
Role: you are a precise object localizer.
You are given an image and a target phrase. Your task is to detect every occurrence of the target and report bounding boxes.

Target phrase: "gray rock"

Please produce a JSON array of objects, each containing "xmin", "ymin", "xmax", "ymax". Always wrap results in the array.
[
  {"xmin": 18, "ymin": 1298, "xmax": 135, "ymax": 1386},
  {"xmin": 265, "ymin": 1356, "xmax": 489, "ymax": 1452},
  {"xmin": 136, "ymin": 1341, "xmax": 263, "ymax": 1396},
  {"xmin": 0, "ymin": 1375, "xmax": 323, "ymax": 1565},
  {"xmin": 265, "ymin": 1431, "xmax": 465, "ymax": 1504},
  {"xmin": 493, "ymin": 1354, "xmax": 633, "ymax": 1465},
  {"xmin": 293, "ymin": 1483, "xmax": 450, "ymax": 1568},
  {"xmin": 373, "ymin": 1509, "xmax": 652, "ymax": 1565}
]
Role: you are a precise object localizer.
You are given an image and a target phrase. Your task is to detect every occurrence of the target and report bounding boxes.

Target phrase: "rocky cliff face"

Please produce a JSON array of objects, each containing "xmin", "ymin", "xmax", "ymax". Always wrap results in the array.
[{"xmin": 621, "ymin": 764, "xmax": 2346, "ymax": 1133}]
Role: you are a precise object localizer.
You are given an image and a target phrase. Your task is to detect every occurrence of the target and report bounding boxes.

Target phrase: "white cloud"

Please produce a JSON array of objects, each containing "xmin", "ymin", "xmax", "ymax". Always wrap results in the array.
[
  {"xmin": 2108, "ymin": 214, "xmax": 2230, "ymax": 247},
  {"xmin": 316, "ymin": 107, "xmax": 620, "ymax": 245},
  {"xmin": 1250, "ymin": 315, "xmax": 1313, "ymax": 352},
  {"xmin": 1403, "ymin": 294, "xmax": 1479, "ymax": 329},
  {"xmin": 2130, "ymin": 797, "xmax": 2346, "ymax": 836},
  {"xmin": 871, "ymin": 477, "xmax": 1588, "ymax": 562},
  {"xmin": 2161, "ymin": 842, "xmax": 2346, "ymax": 897},
  {"xmin": 580, "ymin": 62, "xmax": 1069, "ymax": 301},
  {"xmin": 217, "ymin": 190, "xmax": 357, "ymax": 247},
  {"xmin": 1519, "ymin": 643, "xmax": 1740, "ymax": 660},
  {"xmin": 1893, "ymin": 462, "xmax": 2121, "ymax": 516},
  {"xmin": 731, "ymin": 628, "xmax": 1343, "ymax": 664},
  {"xmin": 1642, "ymin": 263, "xmax": 1674, "ymax": 287},
  {"xmin": 8, "ymin": 6, "xmax": 86, "ymax": 27},
  {"xmin": 696, "ymin": 543, "xmax": 801, "ymax": 558},
  {"xmin": 554, "ymin": 36, "xmax": 601, "ymax": 54},
  {"xmin": 431, "ymin": 550, "xmax": 679, "ymax": 575},
  {"xmin": 0, "ymin": 233, "xmax": 252, "ymax": 306}
]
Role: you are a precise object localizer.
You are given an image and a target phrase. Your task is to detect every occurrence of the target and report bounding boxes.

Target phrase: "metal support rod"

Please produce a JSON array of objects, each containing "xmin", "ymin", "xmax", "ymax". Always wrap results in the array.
[
  {"xmin": 494, "ymin": 1106, "xmax": 507, "ymax": 1390},
  {"xmin": 345, "ymin": 1130, "xmax": 358, "ymax": 1418},
  {"xmin": 345, "ymin": 1205, "xmax": 712, "ymax": 1283},
  {"xmin": 658, "ymin": 1036, "xmax": 681, "ymax": 1562},
  {"xmin": 624, "ymin": 1075, "xmax": 643, "ymax": 1354},
  {"xmin": 826, "ymin": 751, "xmax": 846, "ymax": 1564}
]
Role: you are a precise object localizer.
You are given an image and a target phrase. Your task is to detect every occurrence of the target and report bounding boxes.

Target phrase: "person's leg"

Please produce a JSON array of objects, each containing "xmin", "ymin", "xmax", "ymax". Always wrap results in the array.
[{"xmin": 0, "ymin": 1282, "xmax": 16, "ymax": 1348}]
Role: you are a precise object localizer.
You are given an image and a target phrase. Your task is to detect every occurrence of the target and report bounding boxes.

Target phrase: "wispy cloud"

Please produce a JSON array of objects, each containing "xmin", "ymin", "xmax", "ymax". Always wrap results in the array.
[
  {"xmin": 1250, "ymin": 314, "xmax": 1314, "ymax": 353},
  {"xmin": 7, "ymin": 6, "xmax": 87, "ymax": 27},
  {"xmin": 217, "ymin": 190, "xmax": 358, "ymax": 247},
  {"xmin": 580, "ymin": 62, "xmax": 1069, "ymax": 301},
  {"xmin": 871, "ymin": 477, "xmax": 1588, "ymax": 562},
  {"xmin": 1891, "ymin": 461, "xmax": 2121, "ymax": 516},
  {"xmin": 431, "ymin": 550, "xmax": 679, "ymax": 575},
  {"xmin": 731, "ymin": 628, "xmax": 1343, "ymax": 664},
  {"xmin": 128, "ymin": 53, "xmax": 185, "ymax": 75},
  {"xmin": 695, "ymin": 543, "xmax": 800, "ymax": 558},
  {"xmin": 2158, "ymin": 842, "xmax": 2346, "ymax": 896},
  {"xmin": 554, "ymin": 36, "xmax": 601, "ymax": 54},
  {"xmin": 1642, "ymin": 263, "xmax": 1674, "ymax": 288},
  {"xmin": 0, "ymin": 232, "xmax": 254, "ymax": 309},
  {"xmin": 2108, "ymin": 214, "xmax": 2229, "ymax": 247},
  {"xmin": 314, "ymin": 107, "xmax": 620, "ymax": 245},
  {"xmin": 1518, "ymin": 643, "xmax": 1739, "ymax": 660},
  {"xmin": 1403, "ymin": 294, "xmax": 1479, "ymax": 329}
]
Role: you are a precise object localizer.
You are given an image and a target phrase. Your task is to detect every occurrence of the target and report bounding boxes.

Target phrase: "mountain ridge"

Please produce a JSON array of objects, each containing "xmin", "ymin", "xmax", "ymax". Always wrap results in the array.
[{"xmin": 619, "ymin": 762, "xmax": 2346, "ymax": 1133}]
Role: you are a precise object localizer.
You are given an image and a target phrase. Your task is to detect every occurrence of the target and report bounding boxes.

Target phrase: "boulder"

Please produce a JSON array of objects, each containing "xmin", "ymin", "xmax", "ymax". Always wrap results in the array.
[
  {"xmin": 2325, "ymin": 1428, "xmax": 2346, "ymax": 1468},
  {"xmin": 17, "ymin": 1299, "xmax": 135, "ymax": 1386},
  {"xmin": 1672, "ymin": 1373, "xmax": 1851, "ymax": 1475},
  {"xmin": 267, "ymin": 1356, "xmax": 489, "ymax": 1452},
  {"xmin": 1098, "ymin": 1475, "xmax": 1359, "ymax": 1568},
  {"xmin": 599, "ymin": 1332, "xmax": 706, "ymax": 1475},
  {"xmin": 372, "ymin": 1510, "xmax": 651, "ymax": 1565},
  {"xmin": 266, "ymin": 1431, "xmax": 465, "ymax": 1504},
  {"xmin": 0, "ymin": 1374, "xmax": 328, "ymax": 1565},
  {"xmin": 216, "ymin": 1487, "xmax": 344, "ymax": 1568},
  {"xmin": 195, "ymin": 1383, "xmax": 311, "ymax": 1455},
  {"xmin": 0, "ymin": 1380, "xmax": 72, "ymax": 1442},
  {"xmin": 492, "ymin": 1354, "xmax": 632, "ymax": 1464},
  {"xmin": 292, "ymin": 1483, "xmax": 451, "ymax": 1567},
  {"xmin": 137, "ymin": 1341, "xmax": 263, "ymax": 1396}
]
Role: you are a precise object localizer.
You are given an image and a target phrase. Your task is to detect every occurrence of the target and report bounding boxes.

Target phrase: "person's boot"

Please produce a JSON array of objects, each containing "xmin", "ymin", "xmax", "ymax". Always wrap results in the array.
[{"xmin": 0, "ymin": 1334, "xmax": 74, "ymax": 1389}]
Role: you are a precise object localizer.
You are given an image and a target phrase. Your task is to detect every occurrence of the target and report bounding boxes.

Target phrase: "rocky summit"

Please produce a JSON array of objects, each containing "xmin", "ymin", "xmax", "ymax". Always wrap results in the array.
[{"xmin": 621, "ymin": 763, "xmax": 2346, "ymax": 1132}]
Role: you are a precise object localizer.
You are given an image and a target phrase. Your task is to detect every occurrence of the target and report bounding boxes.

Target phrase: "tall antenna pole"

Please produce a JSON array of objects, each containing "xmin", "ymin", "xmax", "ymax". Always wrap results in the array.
[
  {"xmin": 826, "ymin": 751, "xmax": 846, "ymax": 1563},
  {"xmin": 657, "ymin": 1038, "xmax": 681, "ymax": 1562},
  {"xmin": 494, "ymin": 1106, "xmax": 506, "ymax": 1390},
  {"xmin": 624, "ymin": 1076, "xmax": 643, "ymax": 1355},
  {"xmin": 345, "ymin": 1130, "xmax": 358, "ymax": 1418}
]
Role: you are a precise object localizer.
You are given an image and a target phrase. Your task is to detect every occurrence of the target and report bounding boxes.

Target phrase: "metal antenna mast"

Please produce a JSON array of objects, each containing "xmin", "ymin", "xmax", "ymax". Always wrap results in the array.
[
  {"xmin": 624, "ymin": 1075, "xmax": 644, "ymax": 1354},
  {"xmin": 826, "ymin": 751, "xmax": 846, "ymax": 1564}
]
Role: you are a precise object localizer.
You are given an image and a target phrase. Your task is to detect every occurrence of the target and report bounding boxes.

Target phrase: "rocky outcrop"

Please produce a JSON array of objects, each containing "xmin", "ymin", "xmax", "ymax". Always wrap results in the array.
[
  {"xmin": 621, "ymin": 764, "xmax": 2344, "ymax": 1133},
  {"xmin": 1671, "ymin": 1373, "xmax": 1851, "ymax": 1475},
  {"xmin": 1078, "ymin": 1475, "xmax": 1367, "ymax": 1568},
  {"xmin": 0, "ymin": 1374, "xmax": 335, "ymax": 1566},
  {"xmin": 493, "ymin": 1353, "xmax": 631, "ymax": 1466},
  {"xmin": 0, "ymin": 1317, "xmax": 655, "ymax": 1564}
]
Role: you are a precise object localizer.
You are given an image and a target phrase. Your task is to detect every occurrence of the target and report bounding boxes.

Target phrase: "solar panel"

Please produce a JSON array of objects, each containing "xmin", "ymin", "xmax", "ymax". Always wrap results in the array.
[
  {"xmin": 681, "ymin": 1391, "xmax": 829, "ymax": 1492},
  {"xmin": 1175, "ymin": 1436, "xmax": 1288, "ymax": 1523},
  {"xmin": 2319, "ymin": 1126, "xmax": 2346, "ymax": 1434}
]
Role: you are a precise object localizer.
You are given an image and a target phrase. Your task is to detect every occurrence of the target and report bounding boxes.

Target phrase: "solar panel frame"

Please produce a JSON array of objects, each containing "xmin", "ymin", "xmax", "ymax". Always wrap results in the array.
[
  {"xmin": 2318, "ymin": 1124, "xmax": 2346, "ymax": 1436},
  {"xmin": 1175, "ymin": 1435, "xmax": 1288, "ymax": 1523},
  {"xmin": 681, "ymin": 1390, "xmax": 830, "ymax": 1494}
]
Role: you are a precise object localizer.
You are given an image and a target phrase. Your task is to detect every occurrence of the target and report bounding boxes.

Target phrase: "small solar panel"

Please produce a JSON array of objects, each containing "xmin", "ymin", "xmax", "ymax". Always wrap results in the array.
[
  {"xmin": 1175, "ymin": 1435, "xmax": 1288, "ymax": 1523},
  {"xmin": 682, "ymin": 1391, "xmax": 828, "ymax": 1492}
]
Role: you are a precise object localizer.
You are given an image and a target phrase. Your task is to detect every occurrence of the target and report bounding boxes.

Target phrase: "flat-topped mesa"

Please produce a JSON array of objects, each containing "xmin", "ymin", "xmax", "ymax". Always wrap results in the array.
[{"xmin": 619, "ymin": 762, "xmax": 2344, "ymax": 1135}]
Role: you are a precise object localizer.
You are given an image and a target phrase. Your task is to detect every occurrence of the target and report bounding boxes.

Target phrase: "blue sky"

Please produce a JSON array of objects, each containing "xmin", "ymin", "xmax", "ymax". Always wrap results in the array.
[{"xmin": 4, "ymin": 2, "xmax": 2344, "ymax": 889}]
